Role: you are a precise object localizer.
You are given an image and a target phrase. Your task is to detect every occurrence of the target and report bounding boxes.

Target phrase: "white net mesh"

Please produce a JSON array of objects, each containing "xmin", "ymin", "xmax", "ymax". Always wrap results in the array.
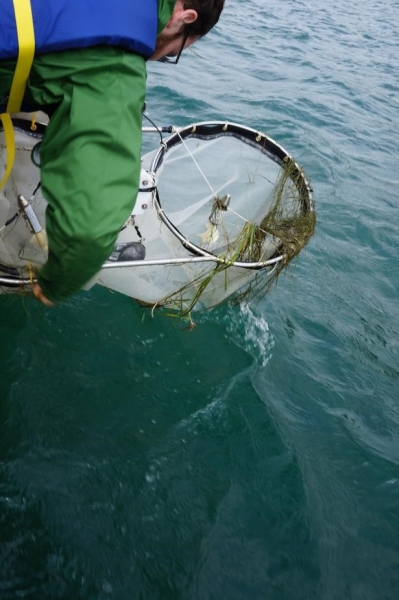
[{"xmin": 156, "ymin": 134, "xmax": 281, "ymax": 257}]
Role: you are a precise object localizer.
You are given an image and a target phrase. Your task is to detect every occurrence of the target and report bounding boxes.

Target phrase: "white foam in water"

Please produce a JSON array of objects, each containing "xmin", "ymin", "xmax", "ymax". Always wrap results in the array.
[{"xmin": 226, "ymin": 303, "xmax": 275, "ymax": 368}]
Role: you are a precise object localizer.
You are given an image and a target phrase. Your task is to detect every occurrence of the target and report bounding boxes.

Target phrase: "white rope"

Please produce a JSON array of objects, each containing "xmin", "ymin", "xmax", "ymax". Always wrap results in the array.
[
  {"xmin": 225, "ymin": 205, "xmax": 250, "ymax": 224},
  {"xmin": 172, "ymin": 127, "xmax": 218, "ymax": 198},
  {"xmin": 171, "ymin": 128, "xmax": 269, "ymax": 237},
  {"xmin": 0, "ymin": 143, "xmax": 31, "ymax": 151}
]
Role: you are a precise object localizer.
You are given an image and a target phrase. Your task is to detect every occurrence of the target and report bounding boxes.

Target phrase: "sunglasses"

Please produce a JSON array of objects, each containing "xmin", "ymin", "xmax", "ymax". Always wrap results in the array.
[{"xmin": 157, "ymin": 33, "xmax": 189, "ymax": 65}]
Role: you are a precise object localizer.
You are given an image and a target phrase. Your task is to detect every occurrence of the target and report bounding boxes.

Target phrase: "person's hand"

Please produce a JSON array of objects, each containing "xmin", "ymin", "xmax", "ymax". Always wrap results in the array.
[{"xmin": 32, "ymin": 284, "xmax": 54, "ymax": 307}]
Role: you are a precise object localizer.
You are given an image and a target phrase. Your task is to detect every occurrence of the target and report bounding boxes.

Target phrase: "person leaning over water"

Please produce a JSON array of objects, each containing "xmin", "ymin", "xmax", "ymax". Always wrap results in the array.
[{"xmin": 0, "ymin": 0, "xmax": 225, "ymax": 305}]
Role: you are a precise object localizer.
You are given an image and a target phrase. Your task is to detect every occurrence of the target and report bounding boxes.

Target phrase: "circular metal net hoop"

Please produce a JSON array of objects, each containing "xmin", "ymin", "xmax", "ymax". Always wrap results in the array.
[
  {"xmin": 143, "ymin": 122, "xmax": 316, "ymax": 313},
  {"xmin": 150, "ymin": 122, "xmax": 315, "ymax": 274}
]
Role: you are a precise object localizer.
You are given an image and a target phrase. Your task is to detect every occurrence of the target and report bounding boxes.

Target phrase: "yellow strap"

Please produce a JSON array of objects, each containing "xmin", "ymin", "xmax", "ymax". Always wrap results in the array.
[
  {"xmin": 7, "ymin": 0, "xmax": 36, "ymax": 113},
  {"xmin": 0, "ymin": 114, "xmax": 16, "ymax": 189},
  {"xmin": 0, "ymin": 0, "xmax": 35, "ymax": 190}
]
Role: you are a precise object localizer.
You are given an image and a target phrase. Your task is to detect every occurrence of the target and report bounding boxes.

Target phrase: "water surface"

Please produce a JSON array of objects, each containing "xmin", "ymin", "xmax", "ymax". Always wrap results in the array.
[{"xmin": 1, "ymin": 1, "xmax": 399, "ymax": 598}]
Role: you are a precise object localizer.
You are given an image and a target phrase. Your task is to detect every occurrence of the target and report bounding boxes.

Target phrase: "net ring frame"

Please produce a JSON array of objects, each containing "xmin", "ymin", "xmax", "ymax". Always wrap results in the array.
[{"xmin": 149, "ymin": 121, "xmax": 314, "ymax": 271}]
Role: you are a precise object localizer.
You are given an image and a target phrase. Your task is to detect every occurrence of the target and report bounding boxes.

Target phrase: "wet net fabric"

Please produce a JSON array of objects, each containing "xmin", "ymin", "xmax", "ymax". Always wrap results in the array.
[
  {"xmin": 139, "ymin": 123, "xmax": 315, "ymax": 313},
  {"xmin": 155, "ymin": 134, "xmax": 283, "ymax": 260}
]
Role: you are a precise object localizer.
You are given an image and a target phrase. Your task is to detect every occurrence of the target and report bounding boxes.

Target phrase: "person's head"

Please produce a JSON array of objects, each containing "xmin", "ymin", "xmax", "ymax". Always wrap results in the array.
[{"xmin": 150, "ymin": 0, "xmax": 225, "ymax": 62}]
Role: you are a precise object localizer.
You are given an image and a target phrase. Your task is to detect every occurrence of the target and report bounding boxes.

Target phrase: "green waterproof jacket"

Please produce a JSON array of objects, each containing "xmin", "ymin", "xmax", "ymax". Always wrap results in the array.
[{"xmin": 0, "ymin": 0, "xmax": 175, "ymax": 302}]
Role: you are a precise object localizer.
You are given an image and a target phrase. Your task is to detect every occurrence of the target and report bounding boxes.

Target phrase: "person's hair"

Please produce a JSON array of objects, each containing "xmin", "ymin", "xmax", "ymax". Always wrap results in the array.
[{"xmin": 183, "ymin": 0, "xmax": 225, "ymax": 37}]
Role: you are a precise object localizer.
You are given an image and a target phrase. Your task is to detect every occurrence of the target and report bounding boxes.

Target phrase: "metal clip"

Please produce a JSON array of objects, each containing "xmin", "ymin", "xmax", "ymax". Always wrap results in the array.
[{"xmin": 210, "ymin": 194, "xmax": 231, "ymax": 225}]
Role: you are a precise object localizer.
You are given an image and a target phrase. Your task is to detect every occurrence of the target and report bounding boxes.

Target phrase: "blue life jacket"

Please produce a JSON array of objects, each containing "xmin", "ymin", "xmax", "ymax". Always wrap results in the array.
[{"xmin": 0, "ymin": 0, "xmax": 159, "ymax": 60}]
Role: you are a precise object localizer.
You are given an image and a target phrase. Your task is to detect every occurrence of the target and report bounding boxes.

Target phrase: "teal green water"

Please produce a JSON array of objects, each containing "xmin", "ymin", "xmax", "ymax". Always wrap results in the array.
[{"xmin": 1, "ymin": 1, "xmax": 399, "ymax": 598}]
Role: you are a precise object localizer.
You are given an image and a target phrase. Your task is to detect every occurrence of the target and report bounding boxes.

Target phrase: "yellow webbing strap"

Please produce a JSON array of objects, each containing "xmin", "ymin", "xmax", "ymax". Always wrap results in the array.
[
  {"xmin": 6, "ymin": 0, "xmax": 36, "ymax": 113},
  {"xmin": 0, "ymin": 114, "xmax": 16, "ymax": 189},
  {"xmin": 0, "ymin": 0, "xmax": 35, "ymax": 190}
]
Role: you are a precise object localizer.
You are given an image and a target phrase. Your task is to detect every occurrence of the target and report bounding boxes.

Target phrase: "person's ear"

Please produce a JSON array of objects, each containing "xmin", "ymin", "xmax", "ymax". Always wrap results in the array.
[
  {"xmin": 166, "ymin": 2, "xmax": 198, "ymax": 32},
  {"xmin": 181, "ymin": 9, "xmax": 197, "ymax": 25}
]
